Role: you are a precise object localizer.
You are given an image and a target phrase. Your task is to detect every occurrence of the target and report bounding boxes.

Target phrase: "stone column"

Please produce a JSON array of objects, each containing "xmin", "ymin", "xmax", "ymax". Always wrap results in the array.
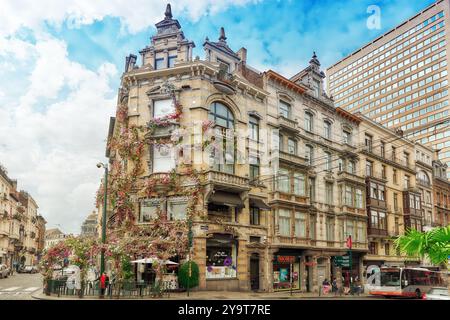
[
  {"xmin": 311, "ymin": 256, "xmax": 318, "ymax": 293},
  {"xmin": 237, "ymin": 239, "xmax": 249, "ymax": 291},
  {"xmin": 193, "ymin": 237, "xmax": 207, "ymax": 290}
]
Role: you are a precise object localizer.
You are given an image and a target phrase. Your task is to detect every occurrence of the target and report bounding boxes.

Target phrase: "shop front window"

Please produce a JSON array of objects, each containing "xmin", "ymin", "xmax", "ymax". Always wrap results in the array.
[
  {"xmin": 206, "ymin": 236, "xmax": 237, "ymax": 279},
  {"xmin": 273, "ymin": 256, "xmax": 299, "ymax": 291}
]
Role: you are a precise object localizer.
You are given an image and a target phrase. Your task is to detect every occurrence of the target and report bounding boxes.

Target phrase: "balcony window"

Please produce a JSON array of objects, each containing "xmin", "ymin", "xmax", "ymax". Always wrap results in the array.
[
  {"xmin": 346, "ymin": 221, "xmax": 355, "ymax": 240},
  {"xmin": 277, "ymin": 169, "xmax": 290, "ymax": 193},
  {"xmin": 404, "ymin": 175, "xmax": 410, "ymax": 189},
  {"xmin": 325, "ymin": 152, "xmax": 332, "ymax": 171},
  {"xmin": 348, "ymin": 161, "xmax": 355, "ymax": 174},
  {"xmin": 279, "ymin": 101, "xmax": 291, "ymax": 119},
  {"xmin": 357, "ymin": 222, "xmax": 366, "ymax": 242},
  {"xmin": 294, "ymin": 212, "xmax": 307, "ymax": 238},
  {"xmin": 379, "ymin": 211, "xmax": 387, "ymax": 230},
  {"xmin": 326, "ymin": 217, "xmax": 335, "ymax": 241},
  {"xmin": 366, "ymin": 161, "xmax": 373, "ymax": 177},
  {"xmin": 278, "ymin": 209, "xmax": 291, "ymax": 236},
  {"xmin": 394, "ymin": 193, "xmax": 398, "ymax": 210},
  {"xmin": 393, "ymin": 169, "xmax": 398, "ymax": 184},
  {"xmin": 381, "ymin": 165, "xmax": 386, "ymax": 179},
  {"xmin": 153, "ymin": 99, "xmax": 174, "ymax": 118},
  {"xmin": 209, "ymin": 102, "xmax": 235, "ymax": 173},
  {"xmin": 250, "ymin": 207, "xmax": 260, "ymax": 225},
  {"xmin": 323, "ymin": 121, "xmax": 332, "ymax": 139},
  {"xmin": 288, "ymin": 138, "xmax": 297, "ymax": 155},
  {"xmin": 391, "ymin": 146, "xmax": 397, "ymax": 161},
  {"xmin": 355, "ymin": 189, "xmax": 363, "ymax": 208},
  {"xmin": 310, "ymin": 217, "xmax": 316, "ymax": 240},
  {"xmin": 345, "ymin": 186, "xmax": 353, "ymax": 207},
  {"xmin": 365, "ymin": 134, "xmax": 373, "ymax": 152},
  {"xmin": 378, "ymin": 185, "xmax": 385, "ymax": 201},
  {"xmin": 343, "ymin": 131, "xmax": 351, "ymax": 145},
  {"xmin": 325, "ymin": 183, "xmax": 333, "ymax": 205},
  {"xmin": 249, "ymin": 156, "xmax": 260, "ymax": 181},
  {"xmin": 249, "ymin": 116, "xmax": 259, "ymax": 141},
  {"xmin": 380, "ymin": 142, "xmax": 385, "ymax": 158},
  {"xmin": 305, "ymin": 112, "xmax": 313, "ymax": 132},
  {"xmin": 293, "ymin": 173, "xmax": 306, "ymax": 196},
  {"xmin": 306, "ymin": 145, "xmax": 313, "ymax": 165},
  {"xmin": 153, "ymin": 144, "xmax": 175, "ymax": 173},
  {"xmin": 338, "ymin": 158, "xmax": 344, "ymax": 172}
]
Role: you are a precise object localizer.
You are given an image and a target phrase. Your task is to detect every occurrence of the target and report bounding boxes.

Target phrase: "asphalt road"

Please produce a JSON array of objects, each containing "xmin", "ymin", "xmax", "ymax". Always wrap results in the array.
[{"xmin": 0, "ymin": 272, "xmax": 43, "ymax": 300}]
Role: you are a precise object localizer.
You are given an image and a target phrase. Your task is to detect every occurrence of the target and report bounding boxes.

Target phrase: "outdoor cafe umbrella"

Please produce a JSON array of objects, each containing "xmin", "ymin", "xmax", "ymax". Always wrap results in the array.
[{"xmin": 131, "ymin": 257, "xmax": 178, "ymax": 265}]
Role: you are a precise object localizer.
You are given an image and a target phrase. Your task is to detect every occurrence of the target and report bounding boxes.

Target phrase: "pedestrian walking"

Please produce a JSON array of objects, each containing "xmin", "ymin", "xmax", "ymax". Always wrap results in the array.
[
  {"xmin": 332, "ymin": 278, "xmax": 339, "ymax": 296},
  {"xmin": 99, "ymin": 272, "xmax": 107, "ymax": 298}
]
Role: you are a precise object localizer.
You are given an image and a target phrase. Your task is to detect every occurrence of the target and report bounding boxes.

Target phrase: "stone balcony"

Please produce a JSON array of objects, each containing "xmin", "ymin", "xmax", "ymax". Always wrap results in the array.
[
  {"xmin": 278, "ymin": 116, "xmax": 299, "ymax": 133},
  {"xmin": 337, "ymin": 170, "xmax": 366, "ymax": 185},
  {"xmin": 268, "ymin": 191, "xmax": 309, "ymax": 207},
  {"xmin": 337, "ymin": 205, "xmax": 366, "ymax": 216},
  {"xmin": 206, "ymin": 170, "xmax": 250, "ymax": 192},
  {"xmin": 273, "ymin": 236, "xmax": 313, "ymax": 247},
  {"xmin": 278, "ymin": 151, "xmax": 309, "ymax": 168}
]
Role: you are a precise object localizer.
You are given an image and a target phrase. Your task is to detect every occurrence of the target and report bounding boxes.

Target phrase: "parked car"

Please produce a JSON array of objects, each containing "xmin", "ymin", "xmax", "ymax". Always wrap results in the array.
[
  {"xmin": 423, "ymin": 287, "xmax": 450, "ymax": 300},
  {"xmin": 22, "ymin": 265, "xmax": 39, "ymax": 274},
  {"xmin": 0, "ymin": 264, "xmax": 10, "ymax": 278}
]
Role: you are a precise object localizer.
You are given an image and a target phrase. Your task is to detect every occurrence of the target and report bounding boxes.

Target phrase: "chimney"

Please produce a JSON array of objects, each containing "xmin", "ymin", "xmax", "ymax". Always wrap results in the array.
[
  {"xmin": 125, "ymin": 54, "xmax": 137, "ymax": 72},
  {"xmin": 237, "ymin": 47, "xmax": 247, "ymax": 64}
]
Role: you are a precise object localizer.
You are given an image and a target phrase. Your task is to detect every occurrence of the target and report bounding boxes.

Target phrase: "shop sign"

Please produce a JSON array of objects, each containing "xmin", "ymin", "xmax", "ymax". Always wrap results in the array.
[
  {"xmin": 333, "ymin": 255, "xmax": 351, "ymax": 267},
  {"xmin": 304, "ymin": 262, "xmax": 316, "ymax": 267},
  {"xmin": 276, "ymin": 256, "xmax": 295, "ymax": 264}
]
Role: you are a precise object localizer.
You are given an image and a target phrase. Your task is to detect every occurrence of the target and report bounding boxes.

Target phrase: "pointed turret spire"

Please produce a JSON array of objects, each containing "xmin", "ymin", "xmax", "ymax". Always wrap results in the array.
[
  {"xmin": 165, "ymin": 3, "xmax": 173, "ymax": 19},
  {"xmin": 310, "ymin": 51, "xmax": 320, "ymax": 66},
  {"xmin": 219, "ymin": 27, "xmax": 227, "ymax": 42}
]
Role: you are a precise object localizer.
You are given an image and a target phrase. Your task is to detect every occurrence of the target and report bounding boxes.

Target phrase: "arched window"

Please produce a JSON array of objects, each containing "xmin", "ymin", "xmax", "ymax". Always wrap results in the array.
[
  {"xmin": 209, "ymin": 102, "xmax": 234, "ymax": 129},
  {"xmin": 209, "ymin": 102, "xmax": 235, "ymax": 173},
  {"xmin": 417, "ymin": 171, "xmax": 430, "ymax": 186}
]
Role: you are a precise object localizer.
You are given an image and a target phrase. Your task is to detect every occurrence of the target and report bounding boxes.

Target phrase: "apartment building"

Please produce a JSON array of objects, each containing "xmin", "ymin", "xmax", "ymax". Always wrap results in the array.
[
  {"xmin": 433, "ymin": 156, "xmax": 450, "ymax": 225},
  {"xmin": 327, "ymin": 0, "xmax": 450, "ymax": 178},
  {"xmin": 100, "ymin": 4, "xmax": 447, "ymax": 293},
  {"xmin": 0, "ymin": 166, "xmax": 44, "ymax": 267},
  {"xmin": 264, "ymin": 56, "xmax": 367, "ymax": 292}
]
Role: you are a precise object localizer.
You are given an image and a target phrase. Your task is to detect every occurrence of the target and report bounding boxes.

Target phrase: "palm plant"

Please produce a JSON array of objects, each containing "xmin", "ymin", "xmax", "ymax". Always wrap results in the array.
[{"xmin": 394, "ymin": 225, "xmax": 450, "ymax": 294}]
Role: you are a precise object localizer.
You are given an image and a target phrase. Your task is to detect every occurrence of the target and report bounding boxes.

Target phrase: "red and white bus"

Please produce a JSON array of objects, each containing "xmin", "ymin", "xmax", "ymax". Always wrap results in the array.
[{"xmin": 368, "ymin": 267, "xmax": 447, "ymax": 298}]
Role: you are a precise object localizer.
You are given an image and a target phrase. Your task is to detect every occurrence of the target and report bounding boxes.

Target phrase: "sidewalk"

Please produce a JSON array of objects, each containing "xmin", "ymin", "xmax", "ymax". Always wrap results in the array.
[{"xmin": 32, "ymin": 290, "xmax": 370, "ymax": 300}]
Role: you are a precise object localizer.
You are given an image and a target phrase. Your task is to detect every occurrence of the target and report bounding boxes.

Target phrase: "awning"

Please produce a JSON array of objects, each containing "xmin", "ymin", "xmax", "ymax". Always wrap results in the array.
[
  {"xmin": 249, "ymin": 197, "xmax": 271, "ymax": 210},
  {"xmin": 131, "ymin": 257, "xmax": 178, "ymax": 265},
  {"xmin": 209, "ymin": 191, "xmax": 244, "ymax": 208}
]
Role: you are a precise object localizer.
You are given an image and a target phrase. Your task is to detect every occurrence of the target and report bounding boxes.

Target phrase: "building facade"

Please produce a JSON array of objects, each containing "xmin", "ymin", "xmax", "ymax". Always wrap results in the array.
[
  {"xmin": 0, "ymin": 165, "xmax": 44, "ymax": 267},
  {"xmin": 327, "ymin": 0, "xmax": 450, "ymax": 178},
  {"xmin": 44, "ymin": 228, "xmax": 69, "ymax": 250},
  {"xmin": 100, "ymin": 4, "xmax": 447, "ymax": 293},
  {"xmin": 80, "ymin": 211, "xmax": 98, "ymax": 238},
  {"xmin": 433, "ymin": 156, "xmax": 450, "ymax": 226}
]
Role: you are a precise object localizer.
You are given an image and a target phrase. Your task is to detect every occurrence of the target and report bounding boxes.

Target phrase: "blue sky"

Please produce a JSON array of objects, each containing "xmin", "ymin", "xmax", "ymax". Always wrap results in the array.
[
  {"xmin": 47, "ymin": 0, "xmax": 436, "ymax": 79},
  {"xmin": 0, "ymin": 0, "xmax": 437, "ymax": 234}
]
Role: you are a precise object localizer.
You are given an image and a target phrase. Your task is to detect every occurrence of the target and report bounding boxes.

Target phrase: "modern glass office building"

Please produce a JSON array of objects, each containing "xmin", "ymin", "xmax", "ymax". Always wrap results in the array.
[{"xmin": 327, "ymin": 0, "xmax": 450, "ymax": 178}]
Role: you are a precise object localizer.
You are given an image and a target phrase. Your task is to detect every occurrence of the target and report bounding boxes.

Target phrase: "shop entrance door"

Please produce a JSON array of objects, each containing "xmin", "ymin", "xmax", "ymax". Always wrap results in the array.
[{"xmin": 250, "ymin": 254, "xmax": 259, "ymax": 291}]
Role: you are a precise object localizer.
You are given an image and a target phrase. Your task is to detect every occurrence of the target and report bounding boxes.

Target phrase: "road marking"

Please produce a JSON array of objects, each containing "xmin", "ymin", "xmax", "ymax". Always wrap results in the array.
[
  {"xmin": 1, "ymin": 287, "xmax": 20, "ymax": 291},
  {"xmin": 23, "ymin": 287, "xmax": 39, "ymax": 292}
]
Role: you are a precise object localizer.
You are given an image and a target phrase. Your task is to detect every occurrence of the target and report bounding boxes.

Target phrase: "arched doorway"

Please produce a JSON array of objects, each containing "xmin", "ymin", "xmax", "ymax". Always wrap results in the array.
[{"xmin": 250, "ymin": 253, "xmax": 260, "ymax": 291}]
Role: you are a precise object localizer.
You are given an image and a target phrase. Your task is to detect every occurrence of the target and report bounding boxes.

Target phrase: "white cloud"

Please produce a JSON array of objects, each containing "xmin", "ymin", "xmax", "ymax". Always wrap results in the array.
[
  {"xmin": 0, "ymin": 36, "xmax": 117, "ymax": 234},
  {"xmin": 0, "ymin": 0, "xmax": 260, "ymax": 36}
]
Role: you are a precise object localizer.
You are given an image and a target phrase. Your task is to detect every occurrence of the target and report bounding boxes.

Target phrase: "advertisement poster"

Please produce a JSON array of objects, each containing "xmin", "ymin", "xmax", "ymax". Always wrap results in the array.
[{"xmin": 280, "ymin": 268, "xmax": 289, "ymax": 282}]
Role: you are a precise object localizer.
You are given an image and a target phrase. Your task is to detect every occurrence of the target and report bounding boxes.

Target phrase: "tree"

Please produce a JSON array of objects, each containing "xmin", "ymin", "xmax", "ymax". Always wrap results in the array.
[{"xmin": 394, "ymin": 226, "xmax": 450, "ymax": 295}]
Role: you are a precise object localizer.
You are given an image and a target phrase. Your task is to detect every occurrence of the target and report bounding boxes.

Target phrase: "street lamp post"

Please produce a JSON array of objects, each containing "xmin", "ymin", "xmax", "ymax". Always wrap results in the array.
[{"xmin": 97, "ymin": 163, "xmax": 108, "ymax": 276}]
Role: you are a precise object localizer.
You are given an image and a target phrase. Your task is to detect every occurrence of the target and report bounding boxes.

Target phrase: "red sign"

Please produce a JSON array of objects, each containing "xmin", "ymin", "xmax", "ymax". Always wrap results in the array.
[
  {"xmin": 276, "ymin": 256, "xmax": 295, "ymax": 264},
  {"xmin": 346, "ymin": 235, "xmax": 353, "ymax": 249}
]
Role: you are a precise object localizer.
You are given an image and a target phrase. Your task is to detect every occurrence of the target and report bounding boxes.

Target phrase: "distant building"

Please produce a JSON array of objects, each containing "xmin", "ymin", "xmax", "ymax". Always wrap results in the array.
[
  {"xmin": 80, "ymin": 211, "xmax": 97, "ymax": 238},
  {"xmin": 44, "ymin": 228, "xmax": 69, "ymax": 249}
]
